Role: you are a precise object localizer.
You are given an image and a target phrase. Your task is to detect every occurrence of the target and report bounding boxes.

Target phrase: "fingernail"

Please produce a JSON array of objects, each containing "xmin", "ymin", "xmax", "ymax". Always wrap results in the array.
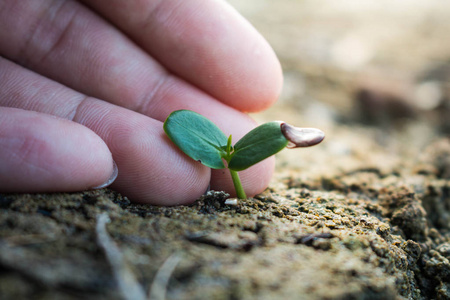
[{"xmin": 92, "ymin": 160, "xmax": 118, "ymax": 190}]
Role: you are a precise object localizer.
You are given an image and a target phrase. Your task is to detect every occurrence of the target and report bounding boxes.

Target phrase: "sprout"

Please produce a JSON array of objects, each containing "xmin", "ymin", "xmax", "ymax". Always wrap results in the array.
[{"xmin": 164, "ymin": 110, "xmax": 324, "ymax": 200}]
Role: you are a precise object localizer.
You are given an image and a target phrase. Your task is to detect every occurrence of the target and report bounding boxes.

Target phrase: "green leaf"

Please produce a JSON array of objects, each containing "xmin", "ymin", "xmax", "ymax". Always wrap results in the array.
[
  {"xmin": 228, "ymin": 121, "xmax": 288, "ymax": 171},
  {"xmin": 163, "ymin": 110, "xmax": 228, "ymax": 169}
]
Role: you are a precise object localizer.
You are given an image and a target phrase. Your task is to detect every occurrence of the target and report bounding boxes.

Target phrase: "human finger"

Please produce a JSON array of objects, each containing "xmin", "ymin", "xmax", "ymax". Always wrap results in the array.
[
  {"xmin": 0, "ymin": 0, "xmax": 281, "ymax": 114},
  {"xmin": 0, "ymin": 0, "xmax": 277, "ymax": 145},
  {"xmin": 0, "ymin": 55, "xmax": 273, "ymax": 201},
  {"xmin": 0, "ymin": 57, "xmax": 210, "ymax": 204},
  {"xmin": 0, "ymin": 107, "xmax": 115, "ymax": 192},
  {"xmin": 81, "ymin": 0, "xmax": 282, "ymax": 112},
  {"xmin": 0, "ymin": 0, "xmax": 277, "ymax": 200}
]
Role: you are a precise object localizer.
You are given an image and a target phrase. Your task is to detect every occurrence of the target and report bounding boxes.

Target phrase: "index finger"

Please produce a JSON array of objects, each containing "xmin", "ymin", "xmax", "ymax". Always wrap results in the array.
[{"xmin": 81, "ymin": 0, "xmax": 283, "ymax": 112}]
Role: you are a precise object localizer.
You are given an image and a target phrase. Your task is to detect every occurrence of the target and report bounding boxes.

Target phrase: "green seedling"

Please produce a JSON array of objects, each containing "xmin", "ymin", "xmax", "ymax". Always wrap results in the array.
[{"xmin": 163, "ymin": 110, "xmax": 325, "ymax": 199}]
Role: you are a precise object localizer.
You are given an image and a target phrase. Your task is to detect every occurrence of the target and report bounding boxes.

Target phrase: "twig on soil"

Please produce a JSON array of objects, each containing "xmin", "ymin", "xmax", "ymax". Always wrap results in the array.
[
  {"xmin": 148, "ymin": 253, "xmax": 182, "ymax": 300},
  {"xmin": 96, "ymin": 213, "xmax": 146, "ymax": 300}
]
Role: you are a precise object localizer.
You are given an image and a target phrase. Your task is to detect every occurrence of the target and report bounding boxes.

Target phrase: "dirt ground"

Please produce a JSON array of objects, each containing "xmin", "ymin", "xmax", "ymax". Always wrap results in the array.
[{"xmin": 1, "ymin": 1, "xmax": 449, "ymax": 299}]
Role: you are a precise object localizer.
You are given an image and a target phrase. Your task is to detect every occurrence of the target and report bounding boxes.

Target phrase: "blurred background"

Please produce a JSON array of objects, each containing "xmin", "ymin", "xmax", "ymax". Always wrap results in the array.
[{"xmin": 228, "ymin": 0, "xmax": 450, "ymax": 178}]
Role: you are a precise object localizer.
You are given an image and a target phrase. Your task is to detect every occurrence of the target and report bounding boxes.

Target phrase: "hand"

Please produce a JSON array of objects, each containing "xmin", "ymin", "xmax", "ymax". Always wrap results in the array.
[{"xmin": 0, "ymin": 0, "xmax": 282, "ymax": 205}]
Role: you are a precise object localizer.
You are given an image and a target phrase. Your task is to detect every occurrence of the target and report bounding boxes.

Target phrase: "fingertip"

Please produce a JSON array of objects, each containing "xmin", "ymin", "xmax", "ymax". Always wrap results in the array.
[
  {"xmin": 187, "ymin": 0, "xmax": 284, "ymax": 113},
  {"xmin": 241, "ymin": 156, "xmax": 276, "ymax": 197},
  {"xmin": 90, "ymin": 111, "xmax": 211, "ymax": 205},
  {"xmin": 90, "ymin": 159, "xmax": 118, "ymax": 190},
  {"xmin": 86, "ymin": 0, "xmax": 283, "ymax": 113},
  {"xmin": 0, "ymin": 108, "xmax": 114, "ymax": 193},
  {"xmin": 224, "ymin": 32, "xmax": 284, "ymax": 113},
  {"xmin": 115, "ymin": 152, "xmax": 211, "ymax": 206}
]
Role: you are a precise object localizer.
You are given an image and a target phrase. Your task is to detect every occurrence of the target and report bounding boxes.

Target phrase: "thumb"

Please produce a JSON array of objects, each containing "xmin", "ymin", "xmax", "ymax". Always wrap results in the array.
[{"xmin": 0, "ymin": 107, "xmax": 116, "ymax": 192}]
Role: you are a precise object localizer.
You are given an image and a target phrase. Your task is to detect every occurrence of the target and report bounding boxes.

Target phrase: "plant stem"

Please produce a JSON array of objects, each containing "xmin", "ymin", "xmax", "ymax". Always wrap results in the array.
[{"xmin": 229, "ymin": 169, "xmax": 247, "ymax": 199}]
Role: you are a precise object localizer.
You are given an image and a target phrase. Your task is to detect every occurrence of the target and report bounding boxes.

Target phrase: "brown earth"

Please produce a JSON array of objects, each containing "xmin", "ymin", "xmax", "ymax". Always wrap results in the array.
[{"xmin": 1, "ymin": 1, "xmax": 449, "ymax": 299}]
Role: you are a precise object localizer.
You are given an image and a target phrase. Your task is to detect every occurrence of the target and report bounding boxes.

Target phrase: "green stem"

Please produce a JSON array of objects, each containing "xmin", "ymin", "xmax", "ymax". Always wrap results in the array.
[{"xmin": 229, "ymin": 169, "xmax": 247, "ymax": 199}]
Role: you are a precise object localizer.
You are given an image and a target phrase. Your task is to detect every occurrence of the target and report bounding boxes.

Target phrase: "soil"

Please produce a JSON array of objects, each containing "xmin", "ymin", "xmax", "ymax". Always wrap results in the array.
[{"xmin": 1, "ymin": 1, "xmax": 449, "ymax": 299}]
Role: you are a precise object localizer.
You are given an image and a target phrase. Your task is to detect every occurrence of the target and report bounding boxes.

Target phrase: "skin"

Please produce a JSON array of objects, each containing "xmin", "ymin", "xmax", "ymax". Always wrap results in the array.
[{"xmin": 0, "ymin": 0, "xmax": 282, "ymax": 205}]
